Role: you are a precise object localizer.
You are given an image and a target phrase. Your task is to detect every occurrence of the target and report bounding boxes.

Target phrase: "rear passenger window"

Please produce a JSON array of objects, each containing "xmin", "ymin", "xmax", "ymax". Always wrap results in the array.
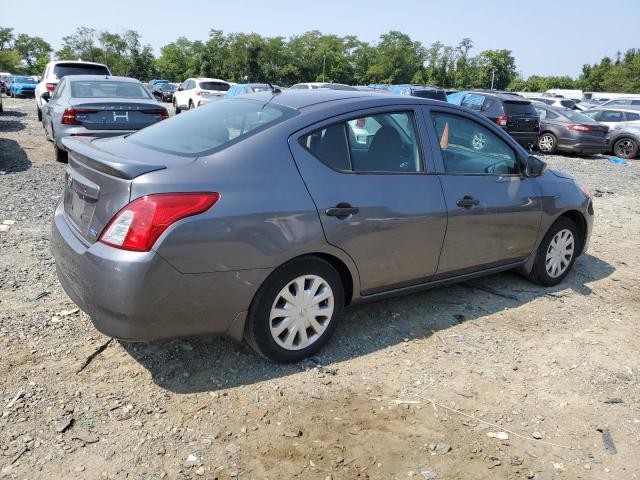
[
  {"xmin": 600, "ymin": 111, "xmax": 624, "ymax": 122},
  {"xmin": 625, "ymin": 112, "xmax": 640, "ymax": 121},
  {"xmin": 432, "ymin": 112, "xmax": 519, "ymax": 175},
  {"xmin": 461, "ymin": 94, "xmax": 485, "ymax": 111},
  {"xmin": 301, "ymin": 112, "xmax": 423, "ymax": 173}
]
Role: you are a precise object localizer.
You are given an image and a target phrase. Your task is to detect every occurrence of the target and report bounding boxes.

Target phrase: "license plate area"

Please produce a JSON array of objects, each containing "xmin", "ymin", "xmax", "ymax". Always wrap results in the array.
[{"xmin": 63, "ymin": 170, "xmax": 100, "ymax": 234}]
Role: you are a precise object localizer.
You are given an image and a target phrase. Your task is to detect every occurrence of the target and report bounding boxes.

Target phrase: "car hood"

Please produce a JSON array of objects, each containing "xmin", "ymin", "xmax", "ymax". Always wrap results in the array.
[{"xmin": 548, "ymin": 168, "xmax": 574, "ymax": 180}]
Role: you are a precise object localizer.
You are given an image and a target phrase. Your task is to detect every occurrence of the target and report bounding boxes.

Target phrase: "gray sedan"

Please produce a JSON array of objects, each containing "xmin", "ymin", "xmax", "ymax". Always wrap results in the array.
[
  {"xmin": 41, "ymin": 75, "xmax": 168, "ymax": 162},
  {"xmin": 51, "ymin": 90, "xmax": 594, "ymax": 362}
]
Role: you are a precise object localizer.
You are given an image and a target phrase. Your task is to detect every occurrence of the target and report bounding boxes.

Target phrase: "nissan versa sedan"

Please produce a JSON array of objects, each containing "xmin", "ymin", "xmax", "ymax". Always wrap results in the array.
[
  {"xmin": 41, "ymin": 75, "xmax": 168, "ymax": 162},
  {"xmin": 51, "ymin": 90, "xmax": 594, "ymax": 362}
]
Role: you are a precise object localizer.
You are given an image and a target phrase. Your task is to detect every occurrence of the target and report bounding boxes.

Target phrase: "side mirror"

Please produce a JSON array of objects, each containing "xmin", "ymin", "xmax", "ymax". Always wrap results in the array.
[
  {"xmin": 40, "ymin": 91, "xmax": 50, "ymax": 101},
  {"xmin": 526, "ymin": 155, "xmax": 546, "ymax": 177},
  {"xmin": 177, "ymin": 86, "xmax": 184, "ymax": 91}
]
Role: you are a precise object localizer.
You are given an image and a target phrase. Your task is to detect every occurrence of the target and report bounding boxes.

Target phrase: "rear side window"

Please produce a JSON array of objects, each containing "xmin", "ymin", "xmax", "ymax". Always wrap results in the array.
[
  {"xmin": 129, "ymin": 98, "xmax": 296, "ymax": 155},
  {"xmin": 503, "ymin": 102, "xmax": 536, "ymax": 115},
  {"xmin": 432, "ymin": 112, "xmax": 518, "ymax": 175},
  {"xmin": 199, "ymin": 81, "xmax": 230, "ymax": 91},
  {"xmin": 461, "ymin": 94, "xmax": 485, "ymax": 111},
  {"xmin": 53, "ymin": 63, "xmax": 110, "ymax": 78},
  {"xmin": 301, "ymin": 111, "xmax": 423, "ymax": 173},
  {"xmin": 625, "ymin": 112, "xmax": 640, "ymax": 121},
  {"xmin": 632, "ymin": 100, "xmax": 640, "ymax": 105},
  {"xmin": 600, "ymin": 111, "xmax": 624, "ymax": 122}
]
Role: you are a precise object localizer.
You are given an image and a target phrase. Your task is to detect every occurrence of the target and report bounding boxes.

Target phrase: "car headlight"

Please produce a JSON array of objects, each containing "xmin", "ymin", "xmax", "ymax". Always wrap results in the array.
[{"xmin": 575, "ymin": 180, "xmax": 591, "ymax": 198}]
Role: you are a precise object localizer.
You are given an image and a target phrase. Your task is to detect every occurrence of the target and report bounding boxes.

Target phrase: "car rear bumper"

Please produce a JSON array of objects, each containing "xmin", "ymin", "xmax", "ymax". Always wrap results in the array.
[
  {"xmin": 51, "ymin": 202, "xmax": 269, "ymax": 342},
  {"xmin": 508, "ymin": 131, "xmax": 539, "ymax": 147},
  {"xmin": 558, "ymin": 137, "xmax": 608, "ymax": 155}
]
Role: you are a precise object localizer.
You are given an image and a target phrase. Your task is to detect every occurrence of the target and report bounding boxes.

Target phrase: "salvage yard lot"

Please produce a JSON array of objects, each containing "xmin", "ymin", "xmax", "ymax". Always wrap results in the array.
[{"xmin": 0, "ymin": 96, "xmax": 639, "ymax": 480}]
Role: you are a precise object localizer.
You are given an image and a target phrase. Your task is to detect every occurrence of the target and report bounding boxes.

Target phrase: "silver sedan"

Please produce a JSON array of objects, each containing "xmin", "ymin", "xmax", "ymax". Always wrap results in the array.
[{"xmin": 41, "ymin": 75, "xmax": 168, "ymax": 162}]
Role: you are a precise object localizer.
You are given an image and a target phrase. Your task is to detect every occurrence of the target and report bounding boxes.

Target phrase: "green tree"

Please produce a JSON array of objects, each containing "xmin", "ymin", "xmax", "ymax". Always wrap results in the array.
[
  {"xmin": 471, "ymin": 49, "xmax": 517, "ymax": 90},
  {"xmin": 371, "ymin": 31, "xmax": 425, "ymax": 84},
  {"xmin": 0, "ymin": 27, "xmax": 19, "ymax": 72}
]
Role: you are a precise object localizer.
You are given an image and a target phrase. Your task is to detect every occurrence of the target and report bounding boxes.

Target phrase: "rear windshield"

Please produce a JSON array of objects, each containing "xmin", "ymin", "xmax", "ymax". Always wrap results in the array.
[
  {"xmin": 503, "ymin": 101, "xmax": 537, "ymax": 115},
  {"xmin": 14, "ymin": 76, "xmax": 36, "ymax": 83},
  {"xmin": 129, "ymin": 98, "xmax": 297, "ymax": 155},
  {"xmin": 199, "ymin": 81, "xmax": 230, "ymax": 91},
  {"xmin": 53, "ymin": 63, "xmax": 110, "ymax": 78},
  {"xmin": 70, "ymin": 80, "xmax": 151, "ymax": 99},
  {"xmin": 561, "ymin": 109, "xmax": 599, "ymax": 123}
]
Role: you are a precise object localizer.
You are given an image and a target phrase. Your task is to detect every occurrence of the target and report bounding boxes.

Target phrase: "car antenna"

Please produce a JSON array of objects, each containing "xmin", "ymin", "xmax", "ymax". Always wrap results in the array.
[{"xmin": 267, "ymin": 82, "xmax": 281, "ymax": 94}]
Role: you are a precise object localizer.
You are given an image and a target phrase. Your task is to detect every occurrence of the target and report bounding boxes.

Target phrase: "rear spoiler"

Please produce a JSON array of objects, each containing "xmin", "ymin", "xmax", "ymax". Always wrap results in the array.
[{"xmin": 62, "ymin": 137, "xmax": 165, "ymax": 180}]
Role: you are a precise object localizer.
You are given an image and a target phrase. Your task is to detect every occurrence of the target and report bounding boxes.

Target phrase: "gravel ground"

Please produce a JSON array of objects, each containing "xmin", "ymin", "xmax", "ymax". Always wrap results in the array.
[{"xmin": 1, "ymin": 96, "xmax": 639, "ymax": 480}]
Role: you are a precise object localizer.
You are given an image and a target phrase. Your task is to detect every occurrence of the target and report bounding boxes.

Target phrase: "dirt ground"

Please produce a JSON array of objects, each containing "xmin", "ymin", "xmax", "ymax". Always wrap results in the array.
[{"xmin": 1, "ymin": 96, "xmax": 639, "ymax": 480}]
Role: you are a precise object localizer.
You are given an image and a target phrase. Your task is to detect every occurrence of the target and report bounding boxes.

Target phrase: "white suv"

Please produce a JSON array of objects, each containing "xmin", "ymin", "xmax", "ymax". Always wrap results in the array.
[
  {"xmin": 172, "ymin": 78, "xmax": 230, "ymax": 113},
  {"xmin": 35, "ymin": 61, "xmax": 111, "ymax": 121}
]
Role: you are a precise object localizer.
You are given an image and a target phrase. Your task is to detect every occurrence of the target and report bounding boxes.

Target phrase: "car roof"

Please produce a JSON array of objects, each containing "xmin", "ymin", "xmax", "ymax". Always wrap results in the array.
[
  {"xmin": 65, "ymin": 75, "xmax": 141, "ymax": 83},
  {"xmin": 194, "ymin": 78, "xmax": 229, "ymax": 83},
  {"xmin": 48, "ymin": 60, "xmax": 108, "ymax": 67},
  {"xmin": 590, "ymin": 105, "xmax": 640, "ymax": 112},
  {"xmin": 246, "ymin": 89, "xmax": 437, "ymax": 111}
]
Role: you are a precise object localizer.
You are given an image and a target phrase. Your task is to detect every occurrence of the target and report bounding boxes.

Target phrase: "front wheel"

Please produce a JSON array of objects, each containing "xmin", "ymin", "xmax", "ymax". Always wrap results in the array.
[
  {"xmin": 37, "ymin": 106, "xmax": 42, "ymax": 121},
  {"xmin": 246, "ymin": 257, "xmax": 344, "ymax": 363},
  {"xmin": 537, "ymin": 133, "xmax": 557, "ymax": 154},
  {"xmin": 174, "ymin": 100, "xmax": 181, "ymax": 115},
  {"xmin": 527, "ymin": 217, "xmax": 578, "ymax": 286},
  {"xmin": 613, "ymin": 137, "xmax": 638, "ymax": 159}
]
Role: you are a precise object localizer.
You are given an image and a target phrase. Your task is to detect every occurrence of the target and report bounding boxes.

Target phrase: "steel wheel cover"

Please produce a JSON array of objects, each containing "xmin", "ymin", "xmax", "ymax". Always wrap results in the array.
[
  {"xmin": 539, "ymin": 134, "xmax": 555, "ymax": 152},
  {"xmin": 269, "ymin": 275, "xmax": 334, "ymax": 351},
  {"xmin": 471, "ymin": 132, "xmax": 487, "ymax": 150},
  {"xmin": 545, "ymin": 228, "xmax": 574, "ymax": 278}
]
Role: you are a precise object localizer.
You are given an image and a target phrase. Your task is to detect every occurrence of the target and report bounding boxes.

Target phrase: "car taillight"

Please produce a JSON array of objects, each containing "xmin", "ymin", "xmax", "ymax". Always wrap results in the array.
[
  {"xmin": 46, "ymin": 83, "xmax": 56, "ymax": 93},
  {"xmin": 568, "ymin": 124, "xmax": 591, "ymax": 132},
  {"xmin": 496, "ymin": 115, "xmax": 509, "ymax": 127},
  {"xmin": 61, "ymin": 108, "xmax": 99, "ymax": 125},
  {"xmin": 355, "ymin": 118, "xmax": 365, "ymax": 128},
  {"xmin": 144, "ymin": 108, "xmax": 169, "ymax": 120},
  {"xmin": 99, "ymin": 193, "xmax": 220, "ymax": 252},
  {"xmin": 195, "ymin": 89, "xmax": 209, "ymax": 96}
]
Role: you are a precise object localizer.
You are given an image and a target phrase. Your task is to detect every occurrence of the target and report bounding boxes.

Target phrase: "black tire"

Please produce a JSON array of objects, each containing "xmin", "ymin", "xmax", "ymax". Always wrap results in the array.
[
  {"xmin": 527, "ymin": 217, "xmax": 579, "ymax": 287},
  {"xmin": 37, "ymin": 106, "xmax": 42, "ymax": 121},
  {"xmin": 54, "ymin": 140, "xmax": 68, "ymax": 163},
  {"xmin": 613, "ymin": 137, "xmax": 638, "ymax": 159},
  {"xmin": 537, "ymin": 132, "xmax": 557, "ymax": 154},
  {"xmin": 245, "ymin": 256, "xmax": 345, "ymax": 363},
  {"xmin": 188, "ymin": 100, "xmax": 194, "ymax": 110},
  {"xmin": 174, "ymin": 100, "xmax": 181, "ymax": 115}
]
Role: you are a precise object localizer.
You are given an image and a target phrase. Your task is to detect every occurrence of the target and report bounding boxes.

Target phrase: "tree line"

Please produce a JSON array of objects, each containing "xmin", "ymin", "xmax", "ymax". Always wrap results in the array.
[{"xmin": 1, "ymin": 26, "xmax": 639, "ymax": 93}]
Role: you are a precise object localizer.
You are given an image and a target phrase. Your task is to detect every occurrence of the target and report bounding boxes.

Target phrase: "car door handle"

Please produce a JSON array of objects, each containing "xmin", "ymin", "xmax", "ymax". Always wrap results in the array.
[
  {"xmin": 325, "ymin": 204, "xmax": 359, "ymax": 217},
  {"xmin": 456, "ymin": 195, "xmax": 480, "ymax": 209}
]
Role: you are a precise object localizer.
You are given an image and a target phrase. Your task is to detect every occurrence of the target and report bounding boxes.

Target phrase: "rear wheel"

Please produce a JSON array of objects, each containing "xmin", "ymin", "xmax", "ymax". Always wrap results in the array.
[
  {"xmin": 188, "ymin": 100, "xmax": 194, "ymax": 110},
  {"xmin": 613, "ymin": 137, "xmax": 638, "ymax": 159},
  {"xmin": 527, "ymin": 217, "xmax": 578, "ymax": 286},
  {"xmin": 537, "ymin": 133, "xmax": 557, "ymax": 154},
  {"xmin": 246, "ymin": 257, "xmax": 344, "ymax": 363},
  {"xmin": 37, "ymin": 106, "xmax": 42, "ymax": 121},
  {"xmin": 173, "ymin": 99, "xmax": 181, "ymax": 115}
]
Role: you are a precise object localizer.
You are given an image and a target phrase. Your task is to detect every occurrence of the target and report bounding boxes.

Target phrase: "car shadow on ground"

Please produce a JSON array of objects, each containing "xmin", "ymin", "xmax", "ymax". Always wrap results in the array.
[
  {"xmin": 122, "ymin": 253, "xmax": 614, "ymax": 394},
  {"xmin": 0, "ymin": 138, "xmax": 31, "ymax": 173},
  {"xmin": 0, "ymin": 109, "xmax": 27, "ymax": 133}
]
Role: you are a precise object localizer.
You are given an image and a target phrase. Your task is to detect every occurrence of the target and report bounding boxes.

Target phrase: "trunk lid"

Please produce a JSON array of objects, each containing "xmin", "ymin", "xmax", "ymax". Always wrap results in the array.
[
  {"xmin": 61, "ymin": 136, "xmax": 195, "ymax": 244},
  {"xmin": 503, "ymin": 101, "xmax": 540, "ymax": 132},
  {"xmin": 70, "ymin": 100, "xmax": 166, "ymax": 131}
]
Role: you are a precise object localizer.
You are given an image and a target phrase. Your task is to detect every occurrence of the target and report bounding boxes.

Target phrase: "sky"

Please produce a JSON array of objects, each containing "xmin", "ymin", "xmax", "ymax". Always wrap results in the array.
[{"xmin": 5, "ymin": 0, "xmax": 640, "ymax": 78}]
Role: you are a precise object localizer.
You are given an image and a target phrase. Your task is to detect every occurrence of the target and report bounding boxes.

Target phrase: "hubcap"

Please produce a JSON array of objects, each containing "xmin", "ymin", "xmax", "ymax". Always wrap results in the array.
[
  {"xmin": 269, "ymin": 275, "xmax": 334, "ymax": 351},
  {"xmin": 471, "ymin": 132, "xmax": 487, "ymax": 150},
  {"xmin": 545, "ymin": 229, "xmax": 574, "ymax": 278},
  {"xmin": 539, "ymin": 135, "xmax": 554, "ymax": 152}
]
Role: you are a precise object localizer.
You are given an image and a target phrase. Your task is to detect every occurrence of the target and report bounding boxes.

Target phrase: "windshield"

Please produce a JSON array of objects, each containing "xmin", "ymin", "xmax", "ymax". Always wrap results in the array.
[
  {"xmin": 562, "ymin": 109, "xmax": 599, "ymax": 123},
  {"xmin": 14, "ymin": 76, "xmax": 36, "ymax": 83},
  {"xmin": 53, "ymin": 63, "xmax": 110, "ymax": 78},
  {"xmin": 70, "ymin": 80, "xmax": 151, "ymax": 99},
  {"xmin": 129, "ymin": 98, "xmax": 297, "ymax": 155},
  {"xmin": 199, "ymin": 81, "xmax": 230, "ymax": 91}
]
